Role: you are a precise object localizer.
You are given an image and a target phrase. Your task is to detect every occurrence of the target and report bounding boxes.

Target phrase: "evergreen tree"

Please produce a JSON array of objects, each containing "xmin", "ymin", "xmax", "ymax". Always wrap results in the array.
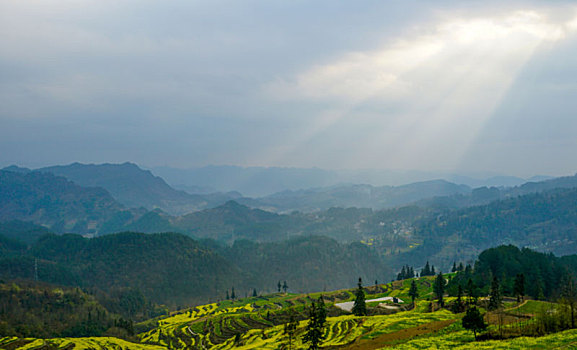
[
  {"xmin": 462, "ymin": 306, "xmax": 487, "ymax": 340},
  {"xmin": 561, "ymin": 275, "xmax": 577, "ymax": 329},
  {"xmin": 252, "ymin": 288, "xmax": 257, "ymax": 297},
  {"xmin": 351, "ymin": 277, "xmax": 367, "ymax": 316},
  {"xmin": 303, "ymin": 297, "xmax": 327, "ymax": 350},
  {"xmin": 431, "ymin": 265, "xmax": 436, "ymax": 275},
  {"xmin": 408, "ymin": 279, "xmax": 419, "ymax": 305},
  {"xmin": 316, "ymin": 295, "xmax": 326, "ymax": 326},
  {"xmin": 433, "ymin": 272, "xmax": 446, "ymax": 307},
  {"xmin": 231, "ymin": 287, "xmax": 236, "ymax": 300},
  {"xmin": 488, "ymin": 276, "xmax": 502, "ymax": 310},
  {"xmin": 278, "ymin": 281, "xmax": 282, "ymax": 293},
  {"xmin": 283, "ymin": 281, "xmax": 288, "ymax": 293},
  {"xmin": 284, "ymin": 309, "xmax": 299, "ymax": 350},
  {"xmin": 452, "ymin": 262, "xmax": 457, "ymax": 273},
  {"xmin": 458, "ymin": 262, "xmax": 464, "ymax": 272},
  {"xmin": 226, "ymin": 290, "xmax": 229, "ymax": 300},
  {"xmin": 514, "ymin": 273, "xmax": 525, "ymax": 303},
  {"xmin": 454, "ymin": 284, "xmax": 465, "ymax": 312},
  {"xmin": 466, "ymin": 278, "xmax": 477, "ymax": 305},
  {"xmin": 422, "ymin": 262, "xmax": 431, "ymax": 276}
]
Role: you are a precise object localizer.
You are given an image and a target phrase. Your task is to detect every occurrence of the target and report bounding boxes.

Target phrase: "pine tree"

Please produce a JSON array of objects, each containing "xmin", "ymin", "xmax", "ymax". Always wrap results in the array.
[
  {"xmin": 466, "ymin": 278, "xmax": 477, "ymax": 305},
  {"xmin": 462, "ymin": 306, "xmax": 487, "ymax": 340},
  {"xmin": 452, "ymin": 262, "xmax": 457, "ymax": 273},
  {"xmin": 303, "ymin": 297, "xmax": 327, "ymax": 350},
  {"xmin": 252, "ymin": 288, "xmax": 257, "ymax": 297},
  {"xmin": 351, "ymin": 277, "xmax": 367, "ymax": 316},
  {"xmin": 454, "ymin": 284, "xmax": 464, "ymax": 312},
  {"xmin": 561, "ymin": 275, "xmax": 577, "ymax": 329},
  {"xmin": 433, "ymin": 272, "xmax": 446, "ymax": 307},
  {"xmin": 422, "ymin": 262, "xmax": 431, "ymax": 276},
  {"xmin": 316, "ymin": 295, "xmax": 326, "ymax": 326},
  {"xmin": 278, "ymin": 281, "xmax": 282, "ymax": 293},
  {"xmin": 408, "ymin": 279, "xmax": 419, "ymax": 305},
  {"xmin": 284, "ymin": 309, "xmax": 299, "ymax": 350},
  {"xmin": 226, "ymin": 290, "xmax": 229, "ymax": 300},
  {"xmin": 488, "ymin": 276, "xmax": 502, "ymax": 311},
  {"xmin": 231, "ymin": 287, "xmax": 236, "ymax": 300},
  {"xmin": 283, "ymin": 281, "xmax": 288, "ymax": 293}
]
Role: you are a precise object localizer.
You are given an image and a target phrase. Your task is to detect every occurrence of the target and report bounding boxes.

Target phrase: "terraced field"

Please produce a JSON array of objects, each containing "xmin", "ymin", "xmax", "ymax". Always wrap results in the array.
[
  {"xmin": 5, "ymin": 277, "xmax": 577, "ymax": 349},
  {"xmin": 0, "ymin": 336, "xmax": 166, "ymax": 349}
]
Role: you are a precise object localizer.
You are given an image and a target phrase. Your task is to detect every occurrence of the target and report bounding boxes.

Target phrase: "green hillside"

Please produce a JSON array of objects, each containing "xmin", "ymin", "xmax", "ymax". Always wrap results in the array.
[
  {"xmin": 0, "ymin": 231, "xmax": 388, "ymax": 307},
  {"xmin": 5, "ymin": 274, "xmax": 577, "ymax": 349}
]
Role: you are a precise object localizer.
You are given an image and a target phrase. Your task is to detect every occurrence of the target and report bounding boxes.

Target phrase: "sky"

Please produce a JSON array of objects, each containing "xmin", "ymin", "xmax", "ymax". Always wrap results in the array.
[{"xmin": 1, "ymin": 0, "xmax": 577, "ymax": 177}]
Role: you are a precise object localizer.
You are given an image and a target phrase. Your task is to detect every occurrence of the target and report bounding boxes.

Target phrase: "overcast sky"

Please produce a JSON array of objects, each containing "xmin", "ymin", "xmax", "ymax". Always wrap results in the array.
[{"xmin": 1, "ymin": 0, "xmax": 577, "ymax": 177}]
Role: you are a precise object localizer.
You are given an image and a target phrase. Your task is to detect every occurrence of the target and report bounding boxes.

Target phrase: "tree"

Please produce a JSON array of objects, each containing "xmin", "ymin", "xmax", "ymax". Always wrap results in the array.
[
  {"xmin": 283, "ymin": 281, "xmax": 288, "ymax": 294},
  {"xmin": 316, "ymin": 295, "xmax": 326, "ymax": 327},
  {"xmin": 422, "ymin": 262, "xmax": 431, "ymax": 276},
  {"xmin": 351, "ymin": 277, "xmax": 367, "ymax": 316},
  {"xmin": 252, "ymin": 288, "xmax": 257, "ymax": 297},
  {"xmin": 408, "ymin": 279, "xmax": 419, "ymax": 306},
  {"xmin": 284, "ymin": 309, "xmax": 299, "ymax": 350},
  {"xmin": 488, "ymin": 276, "xmax": 502, "ymax": 311},
  {"xmin": 514, "ymin": 273, "xmax": 525, "ymax": 303},
  {"xmin": 278, "ymin": 281, "xmax": 282, "ymax": 293},
  {"xmin": 561, "ymin": 275, "xmax": 577, "ymax": 329},
  {"xmin": 226, "ymin": 290, "xmax": 229, "ymax": 300},
  {"xmin": 433, "ymin": 272, "xmax": 446, "ymax": 307},
  {"xmin": 462, "ymin": 306, "xmax": 487, "ymax": 340},
  {"xmin": 231, "ymin": 287, "xmax": 236, "ymax": 300},
  {"xmin": 453, "ymin": 284, "xmax": 465, "ymax": 313},
  {"xmin": 303, "ymin": 296, "xmax": 326, "ymax": 350},
  {"xmin": 466, "ymin": 278, "xmax": 477, "ymax": 305},
  {"xmin": 452, "ymin": 262, "xmax": 457, "ymax": 273}
]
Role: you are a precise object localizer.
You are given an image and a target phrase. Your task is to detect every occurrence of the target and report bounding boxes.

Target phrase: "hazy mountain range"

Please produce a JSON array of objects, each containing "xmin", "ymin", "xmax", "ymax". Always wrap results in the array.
[
  {"xmin": 150, "ymin": 165, "xmax": 552, "ymax": 197},
  {"xmin": 3, "ymin": 161, "xmax": 577, "ymax": 307}
]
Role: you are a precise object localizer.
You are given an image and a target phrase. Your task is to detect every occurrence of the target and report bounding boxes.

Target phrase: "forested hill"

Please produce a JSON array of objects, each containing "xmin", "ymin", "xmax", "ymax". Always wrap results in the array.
[
  {"xmin": 396, "ymin": 187, "xmax": 577, "ymax": 270},
  {"xmin": 0, "ymin": 232, "xmax": 387, "ymax": 307},
  {"xmin": 0, "ymin": 170, "xmax": 128, "ymax": 235}
]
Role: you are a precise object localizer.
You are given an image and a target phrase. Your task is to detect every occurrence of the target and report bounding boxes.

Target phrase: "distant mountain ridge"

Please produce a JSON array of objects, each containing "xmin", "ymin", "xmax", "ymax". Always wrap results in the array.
[
  {"xmin": 241, "ymin": 180, "xmax": 470, "ymax": 213},
  {"xmin": 151, "ymin": 165, "xmax": 548, "ymax": 197},
  {"xmin": 38, "ymin": 162, "xmax": 240, "ymax": 215}
]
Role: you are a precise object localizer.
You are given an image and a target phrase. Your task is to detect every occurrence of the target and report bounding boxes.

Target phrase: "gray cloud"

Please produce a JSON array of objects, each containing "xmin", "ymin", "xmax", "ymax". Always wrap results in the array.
[{"xmin": 1, "ymin": 0, "xmax": 577, "ymax": 177}]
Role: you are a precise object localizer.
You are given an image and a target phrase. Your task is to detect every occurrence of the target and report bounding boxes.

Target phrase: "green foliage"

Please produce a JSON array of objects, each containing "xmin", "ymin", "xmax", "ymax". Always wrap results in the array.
[
  {"xmin": 434, "ymin": 272, "xmax": 446, "ymax": 307},
  {"xmin": 409, "ymin": 280, "xmax": 419, "ymax": 304},
  {"xmin": 462, "ymin": 306, "xmax": 487, "ymax": 340},
  {"xmin": 0, "ymin": 282, "xmax": 112, "ymax": 338},
  {"xmin": 351, "ymin": 278, "xmax": 367, "ymax": 316},
  {"xmin": 303, "ymin": 296, "xmax": 327, "ymax": 350},
  {"xmin": 448, "ymin": 245, "xmax": 574, "ymax": 303},
  {"xmin": 488, "ymin": 276, "xmax": 502, "ymax": 311}
]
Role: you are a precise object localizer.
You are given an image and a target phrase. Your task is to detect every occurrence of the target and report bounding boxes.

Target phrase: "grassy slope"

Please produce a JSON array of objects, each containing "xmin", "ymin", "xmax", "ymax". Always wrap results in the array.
[{"xmin": 4, "ymin": 277, "xmax": 577, "ymax": 349}]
